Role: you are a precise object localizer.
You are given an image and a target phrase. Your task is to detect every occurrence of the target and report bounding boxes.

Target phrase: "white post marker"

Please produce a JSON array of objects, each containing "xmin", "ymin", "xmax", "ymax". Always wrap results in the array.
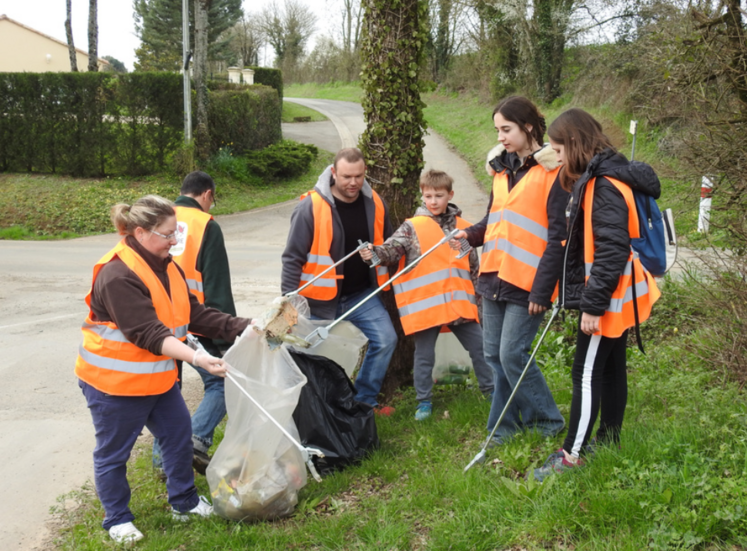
[
  {"xmin": 629, "ymin": 120, "xmax": 638, "ymax": 161},
  {"xmin": 698, "ymin": 176, "xmax": 714, "ymax": 233}
]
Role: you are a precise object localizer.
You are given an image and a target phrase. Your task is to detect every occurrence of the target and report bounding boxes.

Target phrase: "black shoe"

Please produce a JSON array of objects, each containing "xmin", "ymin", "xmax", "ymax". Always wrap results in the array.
[{"xmin": 192, "ymin": 448, "xmax": 211, "ymax": 475}]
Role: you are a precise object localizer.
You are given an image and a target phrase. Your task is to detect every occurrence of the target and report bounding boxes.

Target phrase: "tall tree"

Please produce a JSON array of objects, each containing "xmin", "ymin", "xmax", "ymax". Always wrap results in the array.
[
  {"xmin": 65, "ymin": 0, "xmax": 78, "ymax": 71},
  {"xmin": 340, "ymin": 0, "xmax": 363, "ymax": 80},
  {"xmin": 532, "ymin": 0, "xmax": 574, "ymax": 101},
  {"xmin": 194, "ymin": 0, "xmax": 211, "ymax": 160},
  {"xmin": 134, "ymin": 0, "xmax": 242, "ymax": 71},
  {"xmin": 225, "ymin": 13, "xmax": 264, "ymax": 66},
  {"xmin": 359, "ymin": 0, "xmax": 428, "ymax": 398},
  {"xmin": 259, "ymin": 0, "xmax": 316, "ymax": 76},
  {"xmin": 88, "ymin": 0, "xmax": 98, "ymax": 71},
  {"xmin": 102, "ymin": 56, "xmax": 128, "ymax": 73},
  {"xmin": 426, "ymin": 0, "xmax": 465, "ymax": 81}
]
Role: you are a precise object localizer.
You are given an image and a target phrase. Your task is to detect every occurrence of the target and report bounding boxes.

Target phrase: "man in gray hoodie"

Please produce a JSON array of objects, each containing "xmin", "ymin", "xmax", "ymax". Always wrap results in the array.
[{"xmin": 281, "ymin": 148, "xmax": 397, "ymax": 412}]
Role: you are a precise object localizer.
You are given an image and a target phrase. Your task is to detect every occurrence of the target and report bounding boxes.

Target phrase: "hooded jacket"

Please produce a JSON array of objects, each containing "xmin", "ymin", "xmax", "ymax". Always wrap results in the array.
[
  {"xmin": 465, "ymin": 143, "xmax": 568, "ymax": 307},
  {"xmin": 281, "ymin": 164, "xmax": 394, "ymax": 319},
  {"xmin": 561, "ymin": 148, "xmax": 661, "ymax": 314}
]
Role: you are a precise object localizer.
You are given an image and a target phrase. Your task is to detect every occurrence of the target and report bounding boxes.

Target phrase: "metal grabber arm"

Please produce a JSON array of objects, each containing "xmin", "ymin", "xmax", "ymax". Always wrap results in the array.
[
  {"xmin": 285, "ymin": 240, "xmax": 371, "ymax": 298},
  {"xmin": 303, "ymin": 228, "xmax": 461, "ymax": 348}
]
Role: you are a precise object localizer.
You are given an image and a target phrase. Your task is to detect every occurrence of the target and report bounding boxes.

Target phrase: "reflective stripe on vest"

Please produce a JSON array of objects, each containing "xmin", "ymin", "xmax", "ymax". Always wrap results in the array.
[
  {"xmin": 480, "ymin": 164, "xmax": 560, "ymax": 296},
  {"xmin": 393, "ymin": 216, "xmax": 478, "ymax": 335},
  {"xmin": 298, "ymin": 189, "xmax": 389, "ymax": 300},
  {"xmin": 75, "ymin": 240, "xmax": 191, "ymax": 396},
  {"xmin": 171, "ymin": 205, "xmax": 212, "ymax": 304},
  {"xmin": 583, "ymin": 177, "xmax": 661, "ymax": 338}
]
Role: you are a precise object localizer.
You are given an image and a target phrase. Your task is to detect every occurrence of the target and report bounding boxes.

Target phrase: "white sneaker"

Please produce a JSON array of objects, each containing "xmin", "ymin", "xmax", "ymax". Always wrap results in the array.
[
  {"xmin": 108, "ymin": 521, "xmax": 144, "ymax": 544},
  {"xmin": 172, "ymin": 495, "xmax": 213, "ymax": 521}
]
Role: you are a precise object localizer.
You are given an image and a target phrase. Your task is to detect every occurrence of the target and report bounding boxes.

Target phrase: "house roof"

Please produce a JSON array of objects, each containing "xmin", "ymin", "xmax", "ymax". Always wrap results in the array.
[{"xmin": 0, "ymin": 14, "xmax": 110, "ymax": 66}]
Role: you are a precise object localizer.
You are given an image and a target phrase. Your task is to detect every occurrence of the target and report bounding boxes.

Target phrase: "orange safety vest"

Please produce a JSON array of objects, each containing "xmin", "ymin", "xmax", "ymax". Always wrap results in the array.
[
  {"xmin": 583, "ymin": 177, "xmax": 661, "ymax": 338},
  {"xmin": 75, "ymin": 240, "xmax": 191, "ymax": 396},
  {"xmin": 297, "ymin": 190, "xmax": 389, "ymax": 300},
  {"xmin": 393, "ymin": 216, "xmax": 478, "ymax": 335},
  {"xmin": 480, "ymin": 164, "xmax": 561, "ymax": 297},
  {"xmin": 171, "ymin": 205, "xmax": 212, "ymax": 304}
]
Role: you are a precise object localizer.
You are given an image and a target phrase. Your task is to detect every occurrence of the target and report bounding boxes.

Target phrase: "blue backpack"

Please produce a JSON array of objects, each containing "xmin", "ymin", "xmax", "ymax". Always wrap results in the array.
[{"xmin": 631, "ymin": 192, "xmax": 677, "ymax": 277}]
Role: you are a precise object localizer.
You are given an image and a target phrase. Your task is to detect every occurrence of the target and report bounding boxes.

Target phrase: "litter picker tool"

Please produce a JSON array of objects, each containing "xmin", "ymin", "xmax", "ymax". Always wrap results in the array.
[
  {"xmin": 186, "ymin": 335, "xmax": 325, "ymax": 482},
  {"xmin": 463, "ymin": 303, "xmax": 560, "ymax": 473},
  {"xmin": 303, "ymin": 228, "xmax": 460, "ymax": 348},
  {"xmin": 455, "ymin": 237, "xmax": 473, "ymax": 259},
  {"xmin": 285, "ymin": 240, "xmax": 371, "ymax": 298},
  {"xmin": 359, "ymin": 239, "xmax": 382, "ymax": 268}
]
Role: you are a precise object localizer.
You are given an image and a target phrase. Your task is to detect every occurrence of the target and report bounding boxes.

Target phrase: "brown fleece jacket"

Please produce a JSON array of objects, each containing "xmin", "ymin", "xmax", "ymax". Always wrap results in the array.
[{"xmin": 89, "ymin": 235, "xmax": 249, "ymax": 356}]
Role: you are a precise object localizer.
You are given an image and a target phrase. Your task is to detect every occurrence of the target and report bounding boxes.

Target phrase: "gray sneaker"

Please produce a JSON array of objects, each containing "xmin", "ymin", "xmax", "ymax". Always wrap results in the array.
[{"xmin": 531, "ymin": 449, "xmax": 581, "ymax": 482}]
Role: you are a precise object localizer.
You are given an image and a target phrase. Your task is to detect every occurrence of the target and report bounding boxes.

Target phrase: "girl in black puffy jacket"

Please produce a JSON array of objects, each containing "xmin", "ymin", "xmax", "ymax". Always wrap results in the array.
[{"xmin": 532, "ymin": 109, "xmax": 661, "ymax": 482}]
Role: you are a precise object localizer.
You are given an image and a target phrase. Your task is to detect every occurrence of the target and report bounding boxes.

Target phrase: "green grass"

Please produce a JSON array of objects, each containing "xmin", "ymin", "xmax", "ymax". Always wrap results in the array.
[
  {"xmin": 0, "ymin": 152, "xmax": 333, "ymax": 238},
  {"xmin": 285, "ymin": 82, "xmax": 363, "ymax": 103},
  {"xmin": 51, "ymin": 284, "xmax": 747, "ymax": 549},
  {"xmin": 282, "ymin": 101, "xmax": 328, "ymax": 123}
]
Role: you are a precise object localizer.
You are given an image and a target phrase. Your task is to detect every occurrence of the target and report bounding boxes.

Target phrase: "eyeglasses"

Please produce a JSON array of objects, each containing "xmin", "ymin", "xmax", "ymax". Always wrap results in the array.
[{"xmin": 151, "ymin": 229, "xmax": 177, "ymax": 241}]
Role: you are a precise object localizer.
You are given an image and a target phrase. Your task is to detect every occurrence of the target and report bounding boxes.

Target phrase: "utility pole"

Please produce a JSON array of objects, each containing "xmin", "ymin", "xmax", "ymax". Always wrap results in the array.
[{"xmin": 182, "ymin": 0, "xmax": 192, "ymax": 143}]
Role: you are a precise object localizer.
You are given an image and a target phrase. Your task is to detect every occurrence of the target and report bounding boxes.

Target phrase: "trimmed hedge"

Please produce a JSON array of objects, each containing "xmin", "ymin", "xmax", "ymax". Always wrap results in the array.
[
  {"xmin": 0, "ymin": 72, "xmax": 182, "ymax": 176},
  {"xmin": 250, "ymin": 67, "xmax": 283, "ymax": 101},
  {"xmin": 208, "ymin": 85, "xmax": 281, "ymax": 155},
  {"xmin": 0, "ymin": 72, "xmax": 283, "ymax": 176}
]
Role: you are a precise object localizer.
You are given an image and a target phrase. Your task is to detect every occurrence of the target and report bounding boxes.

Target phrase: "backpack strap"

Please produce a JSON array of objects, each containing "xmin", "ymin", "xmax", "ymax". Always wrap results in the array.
[{"xmin": 630, "ymin": 265, "xmax": 645, "ymax": 354}]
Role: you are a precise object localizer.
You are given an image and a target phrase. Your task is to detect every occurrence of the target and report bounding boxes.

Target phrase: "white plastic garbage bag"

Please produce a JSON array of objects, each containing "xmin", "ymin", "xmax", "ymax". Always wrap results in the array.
[
  {"xmin": 207, "ymin": 329, "xmax": 308, "ymax": 522},
  {"xmin": 432, "ymin": 330, "xmax": 473, "ymax": 383}
]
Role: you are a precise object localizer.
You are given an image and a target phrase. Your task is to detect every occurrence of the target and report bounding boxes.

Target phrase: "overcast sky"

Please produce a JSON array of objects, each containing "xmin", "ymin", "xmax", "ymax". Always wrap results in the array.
[{"xmin": 0, "ymin": 0, "xmax": 331, "ymax": 71}]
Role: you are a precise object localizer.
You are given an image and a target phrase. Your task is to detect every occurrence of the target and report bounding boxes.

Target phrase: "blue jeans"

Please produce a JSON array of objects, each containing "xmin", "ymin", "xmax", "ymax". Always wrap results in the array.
[
  {"xmin": 483, "ymin": 299, "xmax": 565, "ymax": 440},
  {"xmin": 314, "ymin": 287, "xmax": 397, "ymax": 406},
  {"xmin": 154, "ymin": 339, "xmax": 226, "ymax": 467},
  {"xmin": 189, "ymin": 363, "xmax": 226, "ymax": 452},
  {"xmin": 79, "ymin": 380, "xmax": 199, "ymax": 530}
]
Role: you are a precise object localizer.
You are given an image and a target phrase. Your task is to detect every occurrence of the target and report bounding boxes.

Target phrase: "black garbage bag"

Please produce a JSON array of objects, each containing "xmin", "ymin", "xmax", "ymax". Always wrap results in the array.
[{"xmin": 290, "ymin": 351, "xmax": 379, "ymax": 476}]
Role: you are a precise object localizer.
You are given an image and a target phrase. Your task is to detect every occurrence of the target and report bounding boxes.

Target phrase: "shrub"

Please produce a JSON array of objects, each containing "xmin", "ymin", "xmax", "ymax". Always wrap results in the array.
[
  {"xmin": 244, "ymin": 141, "xmax": 319, "ymax": 179},
  {"xmin": 207, "ymin": 86, "xmax": 281, "ymax": 155},
  {"xmin": 0, "ymin": 72, "xmax": 182, "ymax": 176},
  {"xmin": 205, "ymin": 146, "xmax": 251, "ymax": 181},
  {"xmin": 250, "ymin": 67, "xmax": 283, "ymax": 101}
]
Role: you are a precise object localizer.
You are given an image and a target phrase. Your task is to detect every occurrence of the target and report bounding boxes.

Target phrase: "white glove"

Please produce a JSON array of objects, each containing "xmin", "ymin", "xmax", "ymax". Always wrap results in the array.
[{"xmin": 193, "ymin": 349, "xmax": 228, "ymax": 377}]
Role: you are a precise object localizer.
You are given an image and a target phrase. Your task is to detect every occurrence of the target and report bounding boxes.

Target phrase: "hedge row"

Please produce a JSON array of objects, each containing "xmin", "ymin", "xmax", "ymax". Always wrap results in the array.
[
  {"xmin": 0, "ymin": 72, "xmax": 282, "ymax": 176},
  {"xmin": 250, "ymin": 67, "xmax": 283, "ymax": 101},
  {"xmin": 209, "ymin": 86, "xmax": 281, "ymax": 154},
  {"xmin": 0, "ymin": 72, "xmax": 183, "ymax": 176},
  {"xmin": 207, "ymin": 67, "xmax": 283, "ymax": 100}
]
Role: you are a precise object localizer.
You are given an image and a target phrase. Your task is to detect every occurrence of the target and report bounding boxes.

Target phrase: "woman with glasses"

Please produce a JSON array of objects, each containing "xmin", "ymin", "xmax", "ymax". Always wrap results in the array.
[{"xmin": 75, "ymin": 195, "xmax": 251, "ymax": 544}]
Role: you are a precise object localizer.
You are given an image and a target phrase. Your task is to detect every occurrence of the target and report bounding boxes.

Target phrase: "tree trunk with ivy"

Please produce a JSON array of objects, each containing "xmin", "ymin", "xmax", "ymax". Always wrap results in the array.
[
  {"xmin": 359, "ymin": 0, "xmax": 428, "ymax": 401},
  {"xmin": 194, "ymin": 0, "xmax": 211, "ymax": 161}
]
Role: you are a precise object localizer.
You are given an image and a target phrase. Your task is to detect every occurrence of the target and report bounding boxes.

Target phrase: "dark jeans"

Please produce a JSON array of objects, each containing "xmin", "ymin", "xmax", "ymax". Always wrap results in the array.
[{"xmin": 79, "ymin": 380, "xmax": 199, "ymax": 530}]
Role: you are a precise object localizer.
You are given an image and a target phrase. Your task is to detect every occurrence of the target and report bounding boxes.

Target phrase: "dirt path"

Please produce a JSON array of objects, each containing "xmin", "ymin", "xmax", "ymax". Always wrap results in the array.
[{"xmin": 0, "ymin": 99, "xmax": 488, "ymax": 550}]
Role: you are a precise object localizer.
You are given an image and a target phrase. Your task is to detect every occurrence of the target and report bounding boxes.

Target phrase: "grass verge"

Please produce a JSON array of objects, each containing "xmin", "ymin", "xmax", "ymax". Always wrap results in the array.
[
  {"xmin": 282, "ymin": 101, "xmax": 328, "ymax": 123},
  {"xmin": 52, "ymin": 279, "xmax": 747, "ymax": 549},
  {"xmin": 0, "ymin": 152, "xmax": 333, "ymax": 239},
  {"xmin": 285, "ymin": 82, "xmax": 363, "ymax": 103}
]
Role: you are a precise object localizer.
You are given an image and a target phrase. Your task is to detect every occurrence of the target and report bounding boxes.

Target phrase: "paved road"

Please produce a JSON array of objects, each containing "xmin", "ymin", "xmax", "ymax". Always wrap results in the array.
[{"xmin": 0, "ymin": 99, "xmax": 488, "ymax": 550}]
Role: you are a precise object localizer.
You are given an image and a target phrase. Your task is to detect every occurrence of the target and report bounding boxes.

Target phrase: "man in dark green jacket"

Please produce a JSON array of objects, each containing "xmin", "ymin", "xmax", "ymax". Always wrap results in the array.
[{"xmin": 154, "ymin": 171, "xmax": 239, "ymax": 475}]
